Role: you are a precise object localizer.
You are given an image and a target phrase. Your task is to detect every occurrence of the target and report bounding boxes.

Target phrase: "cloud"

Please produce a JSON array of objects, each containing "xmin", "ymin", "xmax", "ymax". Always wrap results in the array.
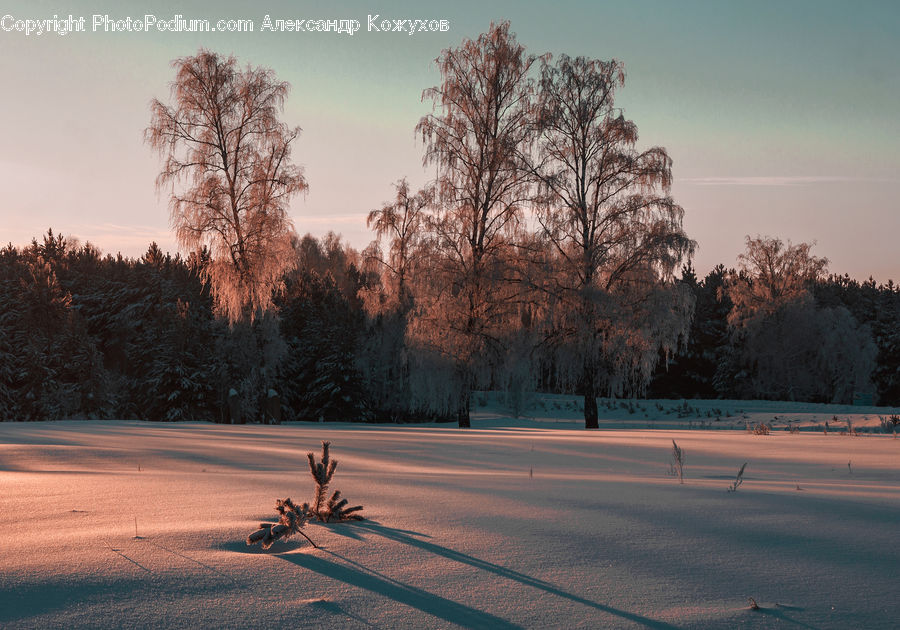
[{"xmin": 681, "ymin": 176, "xmax": 893, "ymax": 187}]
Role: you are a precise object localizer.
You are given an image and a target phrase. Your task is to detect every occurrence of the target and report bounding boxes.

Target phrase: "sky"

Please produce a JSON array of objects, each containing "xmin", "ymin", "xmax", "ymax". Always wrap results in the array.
[{"xmin": 1, "ymin": 0, "xmax": 898, "ymax": 281}]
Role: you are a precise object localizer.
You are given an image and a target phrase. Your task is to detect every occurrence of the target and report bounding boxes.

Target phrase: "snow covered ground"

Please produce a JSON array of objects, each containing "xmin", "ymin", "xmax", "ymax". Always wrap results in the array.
[{"xmin": 2, "ymin": 398, "xmax": 900, "ymax": 629}]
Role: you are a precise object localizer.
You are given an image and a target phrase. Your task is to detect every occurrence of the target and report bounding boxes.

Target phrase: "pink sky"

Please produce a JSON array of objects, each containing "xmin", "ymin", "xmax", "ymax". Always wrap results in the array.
[{"xmin": 1, "ymin": 1, "xmax": 897, "ymax": 282}]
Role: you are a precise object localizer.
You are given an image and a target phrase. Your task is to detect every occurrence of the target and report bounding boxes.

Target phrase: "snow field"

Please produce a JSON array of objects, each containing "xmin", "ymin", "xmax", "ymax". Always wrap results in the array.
[{"xmin": 2, "ymin": 415, "xmax": 899, "ymax": 629}]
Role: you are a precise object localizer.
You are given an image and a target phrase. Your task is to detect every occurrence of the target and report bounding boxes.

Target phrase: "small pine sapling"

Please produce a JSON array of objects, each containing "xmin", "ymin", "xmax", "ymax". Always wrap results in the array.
[
  {"xmin": 307, "ymin": 441, "xmax": 364, "ymax": 522},
  {"xmin": 247, "ymin": 498, "xmax": 319, "ymax": 549},
  {"xmin": 246, "ymin": 442, "xmax": 364, "ymax": 550},
  {"xmin": 727, "ymin": 463, "xmax": 747, "ymax": 492}
]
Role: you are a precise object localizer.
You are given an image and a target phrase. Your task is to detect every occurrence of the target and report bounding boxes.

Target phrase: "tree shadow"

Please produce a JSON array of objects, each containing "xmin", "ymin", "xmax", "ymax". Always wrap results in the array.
[
  {"xmin": 753, "ymin": 605, "xmax": 821, "ymax": 630},
  {"xmin": 278, "ymin": 552, "xmax": 523, "ymax": 630},
  {"xmin": 334, "ymin": 521, "xmax": 680, "ymax": 629},
  {"xmin": 306, "ymin": 598, "xmax": 381, "ymax": 629},
  {"xmin": 0, "ymin": 576, "xmax": 153, "ymax": 624},
  {"xmin": 306, "ymin": 520, "xmax": 367, "ymax": 541},
  {"xmin": 142, "ymin": 539, "xmax": 246, "ymax": 588},
  {"xmin": 219, "ymin": 539, "xmax": 308, "ymax": 554}
]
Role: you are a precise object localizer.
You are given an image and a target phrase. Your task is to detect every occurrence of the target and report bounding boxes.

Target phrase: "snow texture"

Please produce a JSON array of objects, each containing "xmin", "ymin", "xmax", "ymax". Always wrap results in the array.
[{"xmin": 2, "ymin": 397, "xmax": 900, "ymax": 628}]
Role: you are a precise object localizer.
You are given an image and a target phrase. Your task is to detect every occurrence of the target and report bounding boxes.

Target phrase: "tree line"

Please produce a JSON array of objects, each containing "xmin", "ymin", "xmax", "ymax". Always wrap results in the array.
[
  {"xmin": 1, "ymin": 227, "xmax": 895, "ymax": 425},
  {"xmin": 1, "ymin": 23, "xmax": 896, "ymax": 426}
]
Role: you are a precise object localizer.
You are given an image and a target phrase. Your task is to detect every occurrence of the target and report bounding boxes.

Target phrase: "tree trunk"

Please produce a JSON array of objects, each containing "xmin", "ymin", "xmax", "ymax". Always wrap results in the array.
[
  {"xmin": 583, "ymin": 391, "xmax": 599, "ymax": 429},
  {"xmin": 457, "ymin": 405, "xmax": 471, "ymax": 428},
  {"xmin": 457, "ymin": 385, "xmax": 471, "ymax": 428},
  {"xmin": 583, "ymin": 370, "xmax": 599, "ymax": 430},
  {"xmin": 454, "ymin": 361, "xmax": 473, "ymax": 428}
]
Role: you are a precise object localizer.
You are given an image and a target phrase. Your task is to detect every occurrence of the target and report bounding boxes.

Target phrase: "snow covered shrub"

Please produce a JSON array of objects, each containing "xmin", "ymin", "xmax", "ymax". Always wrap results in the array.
[
  {"xmin": 750, "ymin": 422, "xmax": 770, "ymax": 436},
  {"xmin": 247, "ymin": 498, "xmax": 318, "ymax": 549},
  {"xmin": 307, "ymin": 441, "xmax": 364, "ymax": 522}
]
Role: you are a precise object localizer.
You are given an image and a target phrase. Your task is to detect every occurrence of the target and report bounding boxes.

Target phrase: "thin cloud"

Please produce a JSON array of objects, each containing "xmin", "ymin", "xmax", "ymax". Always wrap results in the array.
[
  {"xmin": 682, "ymin": 176, "xmax": 894, "ymax": 187},
  {"xmin": 89, "ymin": 223, "xmax": 171, "ymax": 238}
]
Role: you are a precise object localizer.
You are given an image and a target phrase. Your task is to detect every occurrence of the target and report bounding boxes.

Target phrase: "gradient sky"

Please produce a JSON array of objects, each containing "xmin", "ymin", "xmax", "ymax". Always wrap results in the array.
[{"xmin": 1, "ymin": 0, "xmax": 898, "ymax": 281}]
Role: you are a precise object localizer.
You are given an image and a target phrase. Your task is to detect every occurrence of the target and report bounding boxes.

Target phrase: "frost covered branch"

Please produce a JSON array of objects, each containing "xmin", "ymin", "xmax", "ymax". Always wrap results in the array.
[{"xmin": 246, "ymin": 498, "xmax": 318, "ymax": 549}]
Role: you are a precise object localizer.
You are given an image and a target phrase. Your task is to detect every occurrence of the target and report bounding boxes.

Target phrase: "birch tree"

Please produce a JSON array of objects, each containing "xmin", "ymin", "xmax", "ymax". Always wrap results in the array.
[
  {"xmin": 146, "ymin": 49, "xmax": 306, "ymax": 324},
  {"xmin": 726, "ymin": 235, "xmax": 828, "ymax": 327},
  {"xmin": 529, "ymin": 55, "xmax": 695, "ymax": 428},
  {"xmin": 723, "ymin": 237, "xmax": 872, "ymax": 403},
  {"xmin": 413, "ymin": 22, "xmax": 538, "ymax": 427},
  {"xmin": 365, "ymin": 178, "xmax": 431, "ymax": 312}
]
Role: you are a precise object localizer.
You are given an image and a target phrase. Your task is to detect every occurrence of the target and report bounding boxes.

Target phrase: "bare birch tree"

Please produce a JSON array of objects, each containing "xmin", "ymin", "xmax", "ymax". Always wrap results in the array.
[
  {"xmin": 413, "ymin": 22, "xmax": 539, "ymax": 427},
  {"xmin": 722, "ymin": 237, "xmax": 870, "ymax": 403},
  {"xmin": 358, "ymin": 179, "xmax": 431, "ymax": 420},
  {"xmin": 726, "ymin": 235, "xmax": 828, "ymax": 327},
  {"xmin": 365, "ymin": 178, "xmax": 431, "ymax": 312},
  {"xmin": 528, "ymin": 55, "xmax": 695, "ymax": 428},
  {"xmin": 146, "ymin": 49, "xmax": 307, "ymax": 324}
]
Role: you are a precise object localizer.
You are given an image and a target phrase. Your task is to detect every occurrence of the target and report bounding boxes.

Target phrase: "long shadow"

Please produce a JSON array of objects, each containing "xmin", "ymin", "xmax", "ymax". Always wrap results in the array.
[
  {"xmin": 349, "ymin": 521, "xmax": 680, "ymax": 630},
  {"xmin": 307, "ymin": 598, "xmax": 381, "ymax": 629},
  {"xmin": 143, "ymin": 539, "xmax": 246, "ymax": 589},
  {"xmin": 103, "ymin": 542, "xmax": 151, "ymax": 573},
  {"xmin": 599, "ymin": 493, "xmax": 900, "ymax": 577},
  {"xmin": 754, "ymin": 606, "xmax": 821, "ymax": 630},
  {"xmin": 0, "ymin": 576, "xmax": 153, "ymax": 624},
  {"xmin": 278, "ymin": 552, "xmax": 522, "ymax": 630}
]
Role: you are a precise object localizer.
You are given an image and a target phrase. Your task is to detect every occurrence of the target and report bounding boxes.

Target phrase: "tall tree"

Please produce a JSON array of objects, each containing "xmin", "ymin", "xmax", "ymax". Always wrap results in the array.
[
  {"xmin": 146, "ymin": 49, "xmax": 306, "ymax": 323},
  {"xmin": 529, "ymin": 55, "xmax": 695, "ymax": 428},
  {"xmin": 414, "ymin": 22, "xmax": 538, "ymax": 427},
  {"xmin": 726, "ymin": 235, "xmax": 828, "ymax": 326},
  {"xmin": 359, "ymin": 180, "xmax": 432, "ymax": 420},
  {"xmin": 724, "ymin": 237, "xmax": 874, "ymax": 402},
  {"xmin": 365, "ymin": 178, "xmax": 431, "ymax": 311}
]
